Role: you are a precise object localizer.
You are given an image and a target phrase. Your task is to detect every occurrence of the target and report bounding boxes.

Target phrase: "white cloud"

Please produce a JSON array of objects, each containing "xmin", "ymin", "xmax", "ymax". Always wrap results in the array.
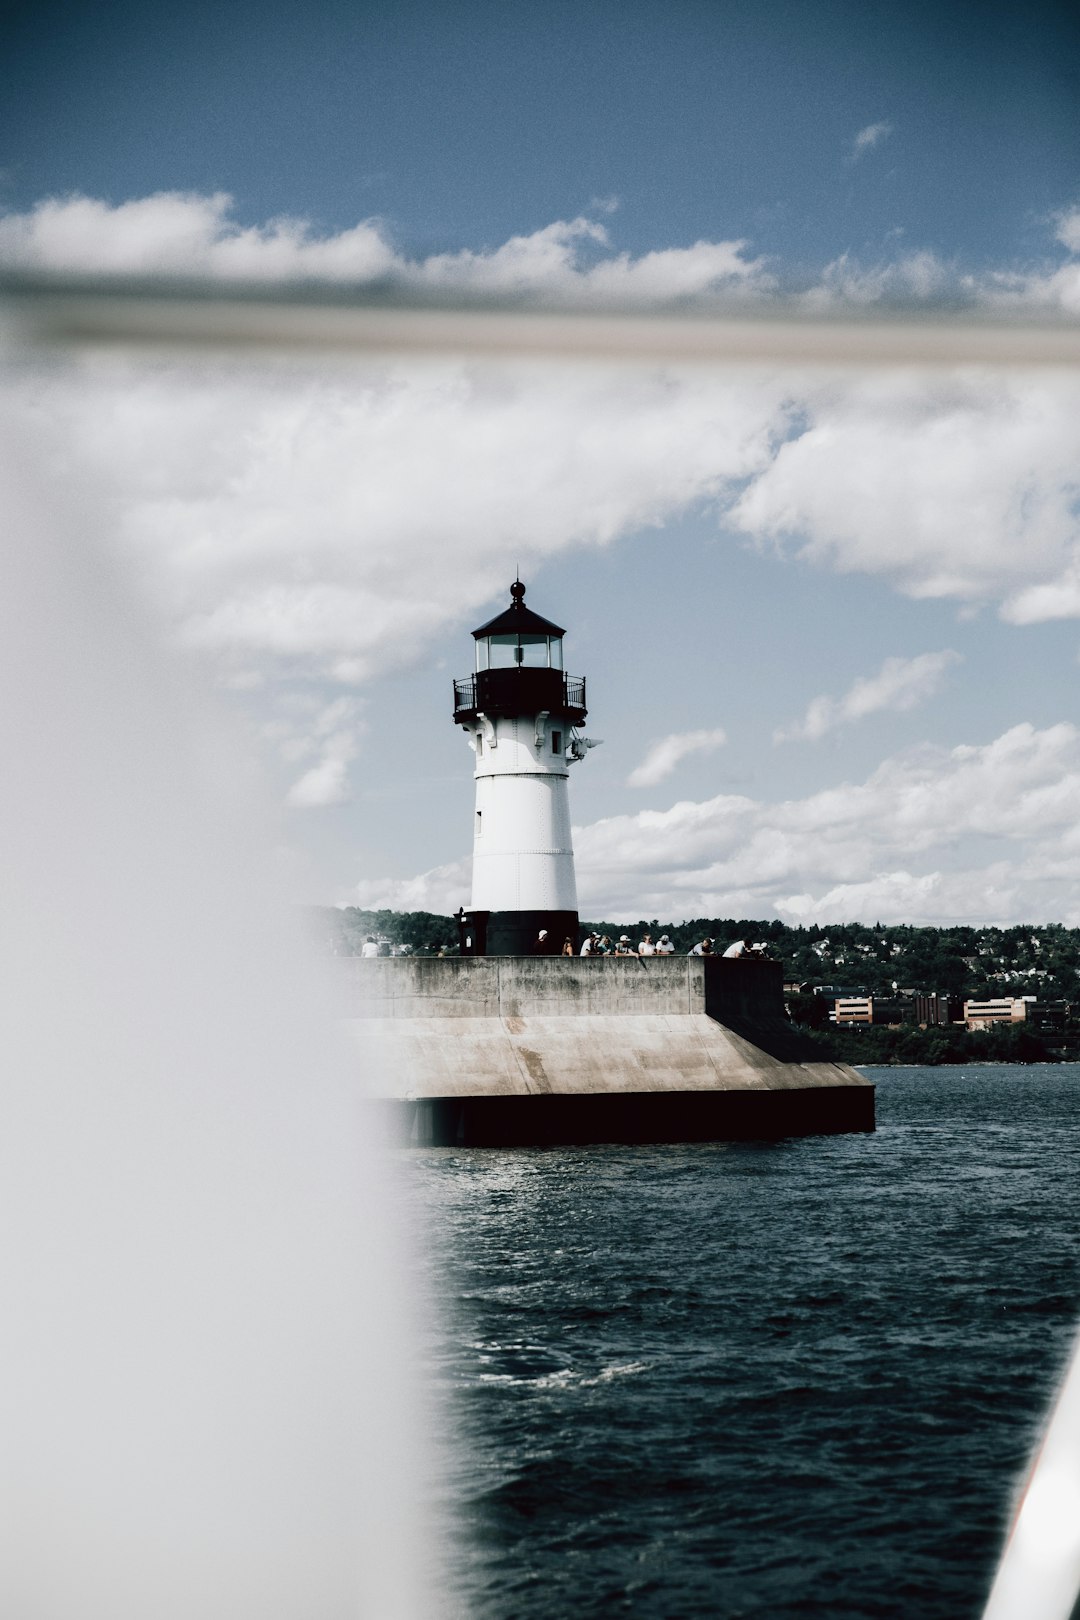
[
  {"xmin": 977, "ymin": 263, "xmax": 1080, "ymax": 317},
  {"xmin": 286, "ymin": 754, "xmax": 351, "ymax": 809},
  {"xmin": 799, "ymin": 248, "xmax": 950, "ymax": 310},
  {"xmin": 627, "ymin": 728, "xmax": 727, "ymax": 787},
  {"xmin": 281, "ymin": 696, "xmax": 360, "ymax": 808},
  {"xmin": 848, "ymin": 122, "xmax": 893, "ymax": 162},
  {"xmin": 1056, "ymin": 207, "xmax": 1080, "ymax": 256},
  {"xmin": 797, "ymin": 207, "xmax": 1080, "ymax": 317},
  {"xmin": 353, "ymin": 856, "xmax": 471, "ymax": 915},
  {"xmin": 7, "ymin": 196, "xmax": 1076, "ymax": 659},
  {"xmin": 967, "ymin": 209, "xmax": 1080, "ymax": 315},
  {"xmin": 569, "ymin": 238, "xmax": 768, "ymax": 302},
  {"xmin": 731, "ymin": 371, "xmax": 1080, "ymax": 617},
  {"xmin": 569, "ymin": 721, "xmax": 1080, "ymax": 923},
  {"xmin": 1005, "ymin": 564, "xmax": 1080, "ymax": 624},
  {"xmin": 254, "ymin": 693, "xmax": 363, "ymax": 808},
  {"xmin": 0, "ymin": 191, "xmax": 769, "ymax": 304},
  {"xmin": 413, "ymin": 218, "xmax": 770, "ymax": 303},
  {"xmin": 15, "ymin": 344, "xmax": 1078, "ymax": 725},
  {"xmin": 775, "ymin": 868, "xmax": 1021, "ymax": 925},
  {"xmin": 775, "ymin": 650, "xmax": 961, "ymax": 742},
  {"xmin": 5, "ymin": 356, "xmax": 787, "ymax": 686},
  {"xmin": 7, "ymin": 184, "xmax": 1080, "ymax": 318},
  {"xmin": 0, "ymin": 192, "xmax": 399, "ymax": 282}
]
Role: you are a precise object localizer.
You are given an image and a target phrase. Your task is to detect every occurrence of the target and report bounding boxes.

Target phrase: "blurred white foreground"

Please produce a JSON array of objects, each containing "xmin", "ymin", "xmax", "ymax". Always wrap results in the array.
[
  {"xmin": 0, "ymin": 438, "xmax": 442, "ymax": 1619},
  {"xmin": 982, "ymin": 1329, "xmax": 1080, "ymax": 1620}
]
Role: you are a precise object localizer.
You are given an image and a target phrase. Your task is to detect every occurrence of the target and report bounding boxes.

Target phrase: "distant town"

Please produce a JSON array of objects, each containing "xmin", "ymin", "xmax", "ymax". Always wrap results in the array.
[{"xmin": 311, "ymin": 908, "xmax": 1080, "ymax": 1064}]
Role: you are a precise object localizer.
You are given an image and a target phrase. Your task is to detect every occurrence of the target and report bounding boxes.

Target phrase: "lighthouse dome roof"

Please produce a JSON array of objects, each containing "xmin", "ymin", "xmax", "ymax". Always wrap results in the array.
[{"xmin": 472, "ymin": 580, "xmax": 565, "ymax": 640}]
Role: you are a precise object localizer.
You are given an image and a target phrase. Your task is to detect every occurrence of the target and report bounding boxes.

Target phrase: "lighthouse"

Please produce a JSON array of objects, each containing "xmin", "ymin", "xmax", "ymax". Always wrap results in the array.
[
  {"xmin": 349, "ymin": 576, "xmax": 874, "ymax": 1144},
  {"xmin": 453, "ymin": 581, "xmax": 594, "ymax": 956}
]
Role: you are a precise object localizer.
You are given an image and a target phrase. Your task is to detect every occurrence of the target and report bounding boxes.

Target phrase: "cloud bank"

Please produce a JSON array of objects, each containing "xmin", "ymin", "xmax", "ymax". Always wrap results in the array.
[
  {"xmin": 0, "ymin": 192, "xmax": 769, "ymax": 303},
  {"xmin": 4, "ymin": 195, "xmax": 1078, "ymax": 682},
  {"xmin": 577, "ymin": 720, "xmax": 1080, "ymax": 925},
  {"xmin": 731, "ymin": 372, "xmax": 1080, "ymax": 617},
  {"xmin": 6, "ymin": 188, "xmax": 1080, "ymax": 312},
  {"xmin": 365, "ymin": 722, "xmax": 1080, "ymax": 926}
]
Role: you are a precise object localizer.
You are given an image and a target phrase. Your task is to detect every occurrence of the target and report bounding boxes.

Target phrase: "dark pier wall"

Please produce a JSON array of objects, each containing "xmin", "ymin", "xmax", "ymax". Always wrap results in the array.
[{"xmin": 395, "ymin": 1085, "xmax": 876, "ymax": 1149}]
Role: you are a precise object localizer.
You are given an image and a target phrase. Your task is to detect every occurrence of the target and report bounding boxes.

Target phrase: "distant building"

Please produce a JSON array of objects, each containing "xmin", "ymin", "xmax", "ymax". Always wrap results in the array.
[
  {"xmin": 964, "ymin": 997, "xmax": 1028, "ymax": 1030},
  {"xmin": 870, "ymin": 1000, "xmax": 914, "ymax": 1027},
  {"xmin": 834, "ymin": 996, "xmax": 913, "ymax": 1027},
  {"xmin": 834, "ymin": 996, "xmax": 872, "ymax": 1025},
  {"xmin": 1026, "ymin": 1000, "xmax": 1070, "ymax": 1036},
  {"xmin": 915, "ymin": 993, "xmax": 964, "ymax": 1026}
]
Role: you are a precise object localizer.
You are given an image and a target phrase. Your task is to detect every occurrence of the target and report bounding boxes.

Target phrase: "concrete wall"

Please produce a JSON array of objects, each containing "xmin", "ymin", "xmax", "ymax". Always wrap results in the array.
[
  {"xmin": 348, "ymin": 1011, "xmax": 866, "ymax": 1100},
  {"xmin": 336, "ymin": 953, "xmax": 766, "ymax": 1019}
]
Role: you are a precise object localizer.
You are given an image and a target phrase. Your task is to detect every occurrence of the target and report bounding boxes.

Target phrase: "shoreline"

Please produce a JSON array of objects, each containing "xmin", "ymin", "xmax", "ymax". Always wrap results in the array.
[{"xmin": 855, "ymin": 1058, "xmax": 1080, "ymax": 1069}]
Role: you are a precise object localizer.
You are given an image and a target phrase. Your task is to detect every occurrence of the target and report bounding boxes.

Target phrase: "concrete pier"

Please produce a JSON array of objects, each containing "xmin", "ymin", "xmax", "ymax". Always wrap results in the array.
[{"xmin": 341, "ymin": 955, "xmax": 874, "ymax": 1147}]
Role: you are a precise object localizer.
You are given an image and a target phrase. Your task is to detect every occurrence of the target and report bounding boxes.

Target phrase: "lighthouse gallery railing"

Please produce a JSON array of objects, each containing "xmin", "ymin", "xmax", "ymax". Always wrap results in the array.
[{"xmin": 453, "ymin": 669, "xmax": 586, "ymax": 721}]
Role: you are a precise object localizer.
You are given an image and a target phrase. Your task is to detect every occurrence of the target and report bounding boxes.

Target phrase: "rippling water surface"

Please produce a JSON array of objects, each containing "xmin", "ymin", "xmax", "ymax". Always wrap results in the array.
[{"xmin": 408, "ymin": 1065, "xmax": 1080, "ymax": 1618}]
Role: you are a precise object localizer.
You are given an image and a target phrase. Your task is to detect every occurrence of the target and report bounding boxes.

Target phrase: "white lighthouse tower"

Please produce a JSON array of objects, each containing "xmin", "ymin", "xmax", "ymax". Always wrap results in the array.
[{"xmin": 453, "ymin": 580, "xmax": 593, "ymax": 955}]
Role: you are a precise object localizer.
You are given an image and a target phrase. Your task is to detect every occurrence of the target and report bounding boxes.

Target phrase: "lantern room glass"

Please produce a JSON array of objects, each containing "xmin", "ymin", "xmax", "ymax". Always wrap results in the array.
[{"xmin": 476, "ymin": 632, "xmax": 563, "ymax": 671}]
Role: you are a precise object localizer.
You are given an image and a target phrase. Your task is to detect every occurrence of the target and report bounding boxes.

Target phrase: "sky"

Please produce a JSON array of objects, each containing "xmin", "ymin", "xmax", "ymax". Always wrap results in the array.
[{"xmin": 3, "ymin": 0, "xmax": 1080, "ymax": 927}]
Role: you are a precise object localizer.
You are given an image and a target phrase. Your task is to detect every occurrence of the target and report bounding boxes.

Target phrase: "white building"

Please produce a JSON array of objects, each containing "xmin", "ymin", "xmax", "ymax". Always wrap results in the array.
[
  {"xmin": 834, "ymin": 997, "xmax": 873, "ymax": 1025},
  {"xmin": 964, "ymin": 998, "xmax": 1028, "ymax": 1030},
  {"xmin": 453, "ymin": 581, "xmax": 595, "ymax": 955}
]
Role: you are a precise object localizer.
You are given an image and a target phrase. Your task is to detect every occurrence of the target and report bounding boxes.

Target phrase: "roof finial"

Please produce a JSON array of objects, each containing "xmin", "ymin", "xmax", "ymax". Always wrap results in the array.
[{"xmin": 510, "ymin": 577, "xmax": 526, "ymax": 603}]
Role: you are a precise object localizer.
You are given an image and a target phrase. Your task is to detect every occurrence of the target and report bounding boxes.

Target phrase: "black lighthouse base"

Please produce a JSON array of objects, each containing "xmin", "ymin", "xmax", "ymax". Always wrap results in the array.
[{"xmin": 458, "ymin": 908, "xmax": 580, "ymax": 956}]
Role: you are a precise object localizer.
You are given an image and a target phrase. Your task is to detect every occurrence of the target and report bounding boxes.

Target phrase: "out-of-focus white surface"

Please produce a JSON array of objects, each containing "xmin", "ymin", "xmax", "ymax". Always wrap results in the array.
[
  {"xmin": 982, "ymin": 1336, "xmax": 1080, "ymax": 1619},
  {"xmin": 0, "ymin": 435, "xmax": 445, "ymax": 1618}
]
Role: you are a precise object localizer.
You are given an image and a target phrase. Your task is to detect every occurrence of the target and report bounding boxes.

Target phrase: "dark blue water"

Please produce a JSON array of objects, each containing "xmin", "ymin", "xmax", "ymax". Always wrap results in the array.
[{"xmin": 409, "ymin": 1065, "xmax": 1080, "ymax": 1618}]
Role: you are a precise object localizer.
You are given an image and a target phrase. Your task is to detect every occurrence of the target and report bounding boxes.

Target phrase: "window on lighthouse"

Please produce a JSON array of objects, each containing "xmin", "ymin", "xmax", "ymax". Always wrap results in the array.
[{"xmin": 476, "ymin": 632, "xmax": 563, "ymax": 670}]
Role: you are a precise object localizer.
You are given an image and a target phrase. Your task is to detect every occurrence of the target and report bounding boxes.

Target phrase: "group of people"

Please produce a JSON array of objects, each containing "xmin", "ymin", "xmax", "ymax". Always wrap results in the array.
[
  {"xmin": 532, "ymin": 929, "xmax": 774, "ymax": 959},
  {"xmin": 578, "ymin": 931, "xmax": 678, "ymax": 956},
  {"xmin": 356, "ymin": 929, "xmax": 774, "ymax": 959},
  {"xmin": 687, "ymin": 937, "xmax": 774, "ymax": 959}
]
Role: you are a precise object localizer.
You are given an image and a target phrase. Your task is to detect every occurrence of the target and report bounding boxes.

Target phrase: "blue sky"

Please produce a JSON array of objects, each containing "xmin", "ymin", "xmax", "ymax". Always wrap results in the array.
[
  {"xmin": 4, "ymin": 1, "xmax": 1080, "ymax": 925},
  {"xmin": 5, "ymin": 0, "xmax": 1078, "ymax": 267}
]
